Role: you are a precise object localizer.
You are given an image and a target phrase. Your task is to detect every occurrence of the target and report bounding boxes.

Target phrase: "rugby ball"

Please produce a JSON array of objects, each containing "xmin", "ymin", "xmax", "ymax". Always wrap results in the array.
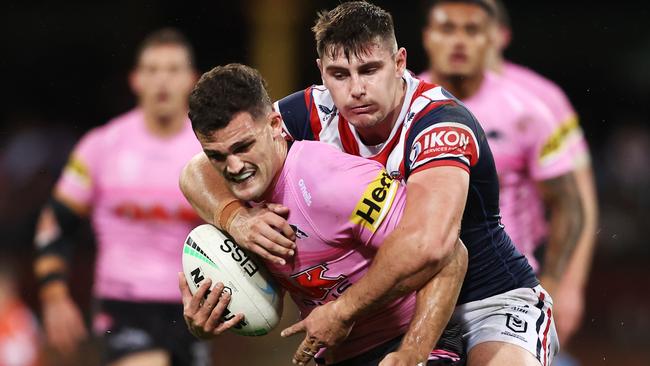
[{"xmin": 182, "ymin": 224, "xmax": 282, "ymax": 336}]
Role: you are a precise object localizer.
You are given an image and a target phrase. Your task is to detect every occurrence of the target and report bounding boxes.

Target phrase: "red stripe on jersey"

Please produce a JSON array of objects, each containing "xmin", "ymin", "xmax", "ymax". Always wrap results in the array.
[
  {"xmin": 410, "ymin": 159, "xmax": 470, "ymax": 177},
  {"xmin": 542, "ymin": 307, "xmax": 553, "ymax": 366},
  {"xmin": 305, "ymin": 88, "xmax": 322, "ymax": 140},
  {"xmin": 337, "ymin": 116, "xmax": 360, "ymax": 156}
]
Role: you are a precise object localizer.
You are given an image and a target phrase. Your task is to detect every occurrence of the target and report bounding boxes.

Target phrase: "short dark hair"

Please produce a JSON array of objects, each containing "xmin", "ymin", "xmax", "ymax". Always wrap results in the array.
[
  {"xmin": 425, "ymin": 0, "xmax": 497, "ymax": 20},
  {"xmin": 135, "ymin": 27, "xmax": 196, "ymax": 67},
  {"xmin": 312, "ymin": 1, "xmax": 397, "ymax": 60},
  {"xmin": 491, "ymin": 0, "xmax": 511, "ymax": 29},
  {"xmin": 189, "ymin": 63, "xmax": 271, "ymax": 137}
]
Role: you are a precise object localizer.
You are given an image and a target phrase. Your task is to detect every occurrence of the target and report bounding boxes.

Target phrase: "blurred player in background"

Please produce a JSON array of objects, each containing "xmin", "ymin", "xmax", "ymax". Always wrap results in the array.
[
  {"xmin": 419, "ymin": 0, "xmax": 598, "ymax": 358},
  {"xmin": 32, "ymin": 29, "xmax": 206, "ymax": 366},
  {"xmin": 0, "ymin": 257, "xmax": 42, "ymax": 366}
]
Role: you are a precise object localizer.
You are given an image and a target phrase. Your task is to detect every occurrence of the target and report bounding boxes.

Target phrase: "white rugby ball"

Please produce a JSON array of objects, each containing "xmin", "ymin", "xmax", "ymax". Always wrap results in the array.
[{"xmin": 182, "ymin": 224, "xmax": 282, "ymax": 336}]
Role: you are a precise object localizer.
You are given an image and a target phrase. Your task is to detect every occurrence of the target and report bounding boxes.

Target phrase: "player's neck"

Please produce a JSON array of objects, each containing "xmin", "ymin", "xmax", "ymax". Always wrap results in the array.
[
  {"xmin": 142, "ymin": 108, "xmax": 187, "ymax": 138},
  {"xmin": 432, "ymin": 70, "xmax": 484, "ymax": 100},
  {"xmin": 356, "ymin": 78, "xmax": 406, "ymax": 146}
]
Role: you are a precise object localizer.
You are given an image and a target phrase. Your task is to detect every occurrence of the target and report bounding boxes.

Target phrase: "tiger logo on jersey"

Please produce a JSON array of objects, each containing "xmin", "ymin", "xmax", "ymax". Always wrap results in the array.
[{"xmin": 349, "ymin": 170, "xmax": 399, "ymax": 232}]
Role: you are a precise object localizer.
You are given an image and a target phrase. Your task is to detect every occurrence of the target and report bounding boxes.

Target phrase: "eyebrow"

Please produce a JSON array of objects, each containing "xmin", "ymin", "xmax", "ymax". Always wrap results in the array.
[
  {"xmin": 203, "ymin": 137, "xmax": 256, "ymax": 157},
  {"xmin": 325, "ymin": 60, "xmax": 385, "ymax": 73}
]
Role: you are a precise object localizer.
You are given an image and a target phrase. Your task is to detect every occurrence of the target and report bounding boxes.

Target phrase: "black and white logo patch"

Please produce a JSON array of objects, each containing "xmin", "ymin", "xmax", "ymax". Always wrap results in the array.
[{"xmin": 505, "ymin": 313, "xmax": 528, "ymax": 333}]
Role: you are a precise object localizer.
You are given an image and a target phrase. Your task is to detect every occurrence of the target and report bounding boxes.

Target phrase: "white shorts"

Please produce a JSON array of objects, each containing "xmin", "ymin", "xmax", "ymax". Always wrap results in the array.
[{"xmin": 452, "ymin": 285, "xmax": 559, "ymax": 366}]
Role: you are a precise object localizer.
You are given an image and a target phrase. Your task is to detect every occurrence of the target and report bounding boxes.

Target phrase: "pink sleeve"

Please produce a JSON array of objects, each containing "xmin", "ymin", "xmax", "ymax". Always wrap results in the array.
[
  {"xmin": 296, "ymin": 143, "xmax": 404, "ymax": 248},
  {"xmin": 54, "ymin": 127, "xmax": 102, "ymax": 207},
  {"xmin": 522, "ymin": 87, "xmax": 589, "ymax": 181}
]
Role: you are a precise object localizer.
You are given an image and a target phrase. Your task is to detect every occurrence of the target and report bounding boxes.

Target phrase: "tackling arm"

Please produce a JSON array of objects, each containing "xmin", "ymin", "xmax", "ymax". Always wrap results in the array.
[{"xmin": 336, "ymin": 166, "xmax": 468, "ymax": 319}]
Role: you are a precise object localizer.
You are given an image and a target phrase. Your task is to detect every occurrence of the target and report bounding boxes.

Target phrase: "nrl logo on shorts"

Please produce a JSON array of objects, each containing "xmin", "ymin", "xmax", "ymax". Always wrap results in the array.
[{"xmin": 505, "ymin": 313, "xmax": 528, "ymax": 333}]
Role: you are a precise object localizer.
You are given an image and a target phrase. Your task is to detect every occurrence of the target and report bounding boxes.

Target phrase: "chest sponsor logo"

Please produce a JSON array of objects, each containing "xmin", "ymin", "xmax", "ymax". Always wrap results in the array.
[
  {"xmin": 114, "ymin": 202, "xmax": 199, "ymax": 222},
  {"xmin": 349, "ymin": 170, "xmax": 399, "ymax": 232},
  {"xmin": 409, "ymin": 122, "xmax": 479, "ymax": 169},
  {"xmin": 278, "ymin": 264, "xmax": 349, "ymax": 301}
]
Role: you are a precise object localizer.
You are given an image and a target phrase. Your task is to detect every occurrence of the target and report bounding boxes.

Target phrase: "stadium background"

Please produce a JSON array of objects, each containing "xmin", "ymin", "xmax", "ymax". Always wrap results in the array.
[{"xmin": 1, "ymin": 0, "xmax": 648, "ymax": 364}]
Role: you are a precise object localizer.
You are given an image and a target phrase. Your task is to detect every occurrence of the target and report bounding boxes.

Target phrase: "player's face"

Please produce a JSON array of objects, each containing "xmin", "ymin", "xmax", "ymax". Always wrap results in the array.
[
  {"xmin": 131, "ymin": 45, "xmax": 196, "ymax": 119},
  {"xmin": 198, "ymin": 111, "xmax": 285, "ymax": 202},
  {"xmin": 318, "ymin": 40, "xmax": 407, "ymax": 130},
  {"xmin": 423, "ymin": 3, "xmax": 494, "ymax": 78}
]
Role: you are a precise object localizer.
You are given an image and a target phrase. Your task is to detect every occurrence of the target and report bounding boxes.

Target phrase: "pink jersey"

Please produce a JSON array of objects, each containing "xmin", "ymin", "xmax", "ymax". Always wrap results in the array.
[
  {"xmin": 262, "ymin": 140, "xmax": 412, "ymax": 363},
  {"xmin": 55, "ymin": 109, "xmax": 202, "ymax": 302},
  {"xmin": 418, "ymin": 70, "xmax": 589, "ymax": 270}
]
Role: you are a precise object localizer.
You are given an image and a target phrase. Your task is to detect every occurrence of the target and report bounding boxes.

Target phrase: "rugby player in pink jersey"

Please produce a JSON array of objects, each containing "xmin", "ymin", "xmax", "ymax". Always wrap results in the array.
[
  {"xmin": 33, "ymin": 29, "xmax": 207, "ymax": 366},
  {"xmin": 180, "ymin": 3, "xmax": 556, "ymax": 366},
  {"xmin": 180, "ymin": 63, "xmax": 467, "ymax": 365},
  {"xmin": 419, "ymin": 0, "xmax": 598, "ymax": 350}
]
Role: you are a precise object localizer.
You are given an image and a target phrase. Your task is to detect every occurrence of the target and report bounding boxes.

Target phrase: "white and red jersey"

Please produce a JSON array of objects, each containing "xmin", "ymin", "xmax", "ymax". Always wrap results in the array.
[
  {"xmin": 55, "ymin": 109, "xmax": 202, "ymax": 302},
  {"xmin": 263, "ymin": 140, "xmax": 413, "ymax": 363},
  {"xmin": 275, "ymin": 71, "xmax": 537, "ymax": 305},
  {"xmin": 419, "ymin": 68, "xmax": 589, "ymax": 271}
]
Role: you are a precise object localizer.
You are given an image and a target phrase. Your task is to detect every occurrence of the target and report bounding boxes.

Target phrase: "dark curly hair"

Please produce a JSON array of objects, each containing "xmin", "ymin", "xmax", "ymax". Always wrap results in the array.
[
  {"xmin": 188, "ymin": 63, "xmax": 271, "ymax": 137},
  {"xmin": 312, "ymin": 1, "xmax": 397, "ymax": 61}
]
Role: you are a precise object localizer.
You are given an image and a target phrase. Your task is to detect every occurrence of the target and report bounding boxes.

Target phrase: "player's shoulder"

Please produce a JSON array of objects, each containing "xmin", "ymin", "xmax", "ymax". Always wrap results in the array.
[
  {"xmin": 85, "ymin": 108, "xmax": 141, "ymax": 141},
  {"xmin": 409, "ymin": 86, "xmax": 477, "ymax": 132},
  {"xmin": 503, "ymin": 62, "xmax": 569, "ymax": 100},
  {"xmin": 287, "ymin": 141, "xmax": 385, "ymax": 197}
]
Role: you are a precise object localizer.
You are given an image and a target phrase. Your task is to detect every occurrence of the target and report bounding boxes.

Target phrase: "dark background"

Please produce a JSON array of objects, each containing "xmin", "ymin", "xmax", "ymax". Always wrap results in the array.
[{"xmin": 1, "ymin": 0, "xmax": 649, "ymax": 364}]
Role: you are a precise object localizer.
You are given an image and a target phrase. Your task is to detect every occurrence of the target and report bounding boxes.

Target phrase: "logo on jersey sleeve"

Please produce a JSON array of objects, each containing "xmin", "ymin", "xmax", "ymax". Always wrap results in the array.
[
  {"xmin": 539, "ymin": 116, "xmax": 582, "ymax": 162},
  {"xmin": 349, "ymin": 170, "xmax": 399, "ymax": 233},
  {"xmin": 409, "ymin": 122, "xmax": 479, "ymax": 171},
  {"xmin": 63, "ymin": 154, "xmax": 92, "ymax": 187}
]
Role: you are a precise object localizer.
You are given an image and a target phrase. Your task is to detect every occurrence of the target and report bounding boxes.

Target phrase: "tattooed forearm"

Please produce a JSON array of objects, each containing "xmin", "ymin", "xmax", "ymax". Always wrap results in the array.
[{"xmin": 538, "ymin": 172, "xmax": 585, "ymax": 281}]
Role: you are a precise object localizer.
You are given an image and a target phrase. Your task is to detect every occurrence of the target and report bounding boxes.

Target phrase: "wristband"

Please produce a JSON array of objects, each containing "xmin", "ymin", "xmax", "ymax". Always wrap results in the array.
[{"xmin": 216, "ymin": 199, "xmax": 245, "ymax": 231}]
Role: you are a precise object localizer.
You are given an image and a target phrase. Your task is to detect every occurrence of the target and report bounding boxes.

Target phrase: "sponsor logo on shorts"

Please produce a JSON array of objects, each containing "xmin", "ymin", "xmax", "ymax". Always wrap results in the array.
[
  {"xmin": 506, "ymin": 313, "xmax": 528, "ymax": 333},
  {"xmin": 409, "ymin": 122, "xmax": 479, "ymax": 171},
  {"xmin": 349, "ymin": 170, "xmax": 399, "ymax": 232}
]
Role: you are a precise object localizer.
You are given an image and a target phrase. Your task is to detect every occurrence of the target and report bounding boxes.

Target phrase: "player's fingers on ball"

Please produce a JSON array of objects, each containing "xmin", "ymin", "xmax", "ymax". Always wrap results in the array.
[
  {"xmin": 189, "ymin": 279, "xmax": 212, "ymax": 313},
  {"xmin": 215, "ymin": 312, "xmax": 244, "ymax": 335},
  {"xmin": 199, "ymin": 281, "xmax": 224, "ymax": 316},
  {"xmin": 205, "ymin": 288, "xmax": 230, "ymax": 331},
  {"xmin": 178, "ymin": 272, "xmax": 192, "ymax": 301},
  {"xmin": 248, "ymin": 243, "xmax": 283, "ymax": 265}
]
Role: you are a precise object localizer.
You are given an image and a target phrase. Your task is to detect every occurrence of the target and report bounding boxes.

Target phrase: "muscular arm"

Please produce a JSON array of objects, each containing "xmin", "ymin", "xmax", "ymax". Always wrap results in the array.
[
  {"xmin": 538, "ymin": 164, "xmax": 598, "ymax": 344},
  {"xmin": 336, "ymin": 166, "xmax": 468, "ymax": 319},
  {"xmin": 536, "ymin": 166, "xmax": 594, "ymax": 292}
]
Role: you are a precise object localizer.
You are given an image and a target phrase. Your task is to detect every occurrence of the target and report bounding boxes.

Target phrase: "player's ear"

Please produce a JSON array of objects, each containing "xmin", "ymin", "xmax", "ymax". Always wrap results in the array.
[
  {"xmin": 395, "ymin": 47, "xmax": 407, "ymax": 76},
  {"xmin": 269, "ymin": 111, "xmax": 283, "ymax": 138},
  {"xmin": 129, "ymin": 69, "xmax": 141, "ymax": 95},
  {"xmin": 316, "ymin": 59, "xmax": 324, "ymax": 82}
]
